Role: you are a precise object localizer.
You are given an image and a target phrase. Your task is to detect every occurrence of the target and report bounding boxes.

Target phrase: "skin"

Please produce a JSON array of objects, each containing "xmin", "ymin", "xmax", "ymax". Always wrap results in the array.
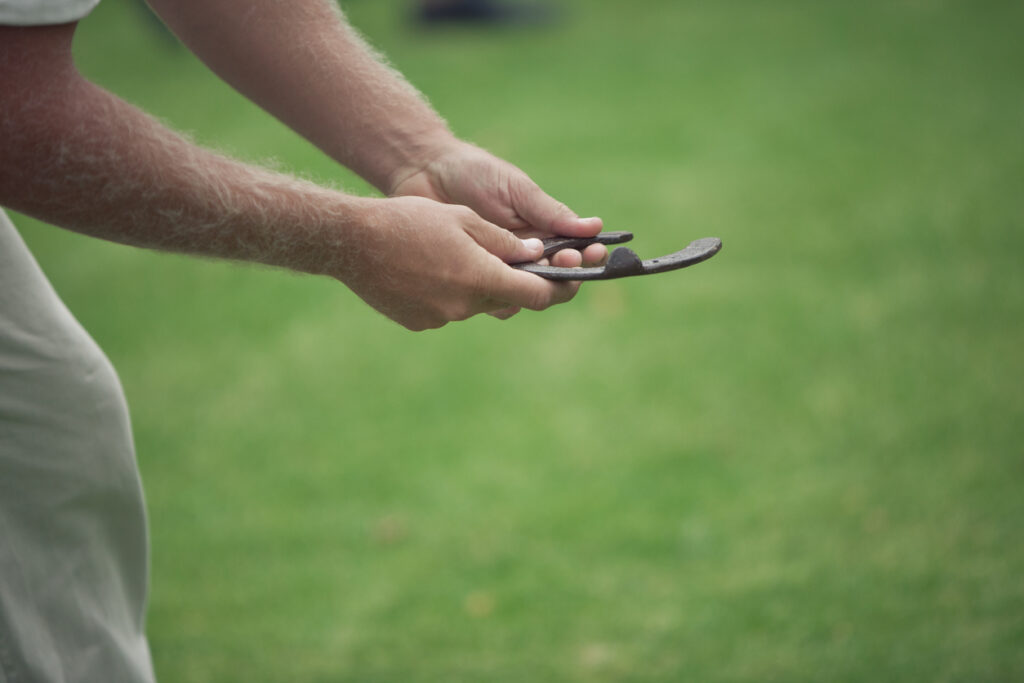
[{"xmin": 0, "ymin": 1, "xmax": 607, "ymax": 330}]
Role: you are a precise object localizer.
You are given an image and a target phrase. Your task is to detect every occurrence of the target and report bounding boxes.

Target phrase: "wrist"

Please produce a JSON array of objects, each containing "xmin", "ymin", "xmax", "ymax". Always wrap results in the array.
[
  {"xmin": 261, "ymin": 189, "xmax": 372, "ymax": 281},
  {"xmin": 383, "ymin": 130, "xmax": 464, "ymax": 197}
]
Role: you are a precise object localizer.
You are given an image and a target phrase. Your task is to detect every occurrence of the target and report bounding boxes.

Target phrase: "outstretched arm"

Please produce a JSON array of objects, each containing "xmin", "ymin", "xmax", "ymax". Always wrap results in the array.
[
  {"xmin": 146, "ymin": 0, "xmax": 445, "ymax": 195},
  {"xmin": 145, "ymin": 0, "xmax": 607, "ymax": 264},
  {"xmin": 0, "ymin": 23, "xmax": 576, "ymax": 330}
]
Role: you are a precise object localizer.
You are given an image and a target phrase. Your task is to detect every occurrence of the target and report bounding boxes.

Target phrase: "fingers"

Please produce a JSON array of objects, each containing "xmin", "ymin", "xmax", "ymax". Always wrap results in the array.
[
  {"xmin": 485, "ymin": 266, "xmax": 581, "ymax": 312},
  {"xmin": 542, "ymin": 241, "xmax": 608, "ymax": 268},
  {"xmin": 509, "ymin": 173, "xmax": 604, "ymax": 237},
  {"xmin": 461, "ymin": 209, "xmax": 544, "ymax": 264},
  {"xmin": 458, "ymin": 208, "xmax": 610, "ymax": 319},
  {"xmin": 455, "ymin": 208, "xmax": 581, "ymax": 315},
  {"xmin": 582, "ymin": 242, "xmax": 609, "ymax": 266},
  {"xmin": 356, "ymin": 195, "xmax": 594, "ymax": 331},
  {"xmin": 550, "ymin": 248, "xmax": 583, "ymax": 268}
]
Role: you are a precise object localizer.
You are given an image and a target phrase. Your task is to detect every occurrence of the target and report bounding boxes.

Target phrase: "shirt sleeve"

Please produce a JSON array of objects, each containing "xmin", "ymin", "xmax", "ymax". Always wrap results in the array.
[{"xmin": 0, "ymin": 0, "xmax": 100, "ymax": 25}]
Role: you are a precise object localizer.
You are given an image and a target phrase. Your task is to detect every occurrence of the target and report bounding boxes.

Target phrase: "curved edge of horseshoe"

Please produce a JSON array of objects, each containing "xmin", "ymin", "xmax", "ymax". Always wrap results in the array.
[{"xmin": 513, "ymin": 237, "xmax": 722, "ymax": 281}]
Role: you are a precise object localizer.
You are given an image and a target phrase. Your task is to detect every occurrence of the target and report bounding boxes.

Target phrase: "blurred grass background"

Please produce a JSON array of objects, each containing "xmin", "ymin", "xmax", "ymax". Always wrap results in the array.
[{"xmin": 11, "ymin": 0, "xmax": 1024, "ymax": 680}]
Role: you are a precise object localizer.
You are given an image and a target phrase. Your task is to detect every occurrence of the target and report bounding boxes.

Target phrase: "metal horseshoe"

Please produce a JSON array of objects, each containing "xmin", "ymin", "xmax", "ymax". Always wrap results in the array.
[{"xmin": 512, "ymin": 231, "xmax": 722, "ymax": 281}]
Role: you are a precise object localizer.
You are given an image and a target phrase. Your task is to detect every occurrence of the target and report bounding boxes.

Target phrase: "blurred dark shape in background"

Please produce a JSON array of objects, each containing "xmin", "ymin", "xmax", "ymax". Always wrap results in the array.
[
  {"xmin": 133, "ymin": 0, "xmax": 560, "ymax": 40},
  {"xmin": 414, "ymin": 0, "xmax": 556, "ymax": 26}
]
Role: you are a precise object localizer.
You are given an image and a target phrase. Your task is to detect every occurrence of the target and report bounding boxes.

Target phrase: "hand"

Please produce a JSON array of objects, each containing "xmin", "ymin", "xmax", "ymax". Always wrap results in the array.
[
  {"xmin": 388, "ymin": 140, "xmax": 608, "ymax": 266},
  {"xmin": 336, "ymin": 196, "xmax": 582, "ymax": 331}
]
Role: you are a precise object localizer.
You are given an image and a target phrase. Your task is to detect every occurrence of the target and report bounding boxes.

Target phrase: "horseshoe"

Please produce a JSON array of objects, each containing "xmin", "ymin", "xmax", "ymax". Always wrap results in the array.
[{"xmin": 512, "ymin": 231, "xmax": 722, "ymax": 281}]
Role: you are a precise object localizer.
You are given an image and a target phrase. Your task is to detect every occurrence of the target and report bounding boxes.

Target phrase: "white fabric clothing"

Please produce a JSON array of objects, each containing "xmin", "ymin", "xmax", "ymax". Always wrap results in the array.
[
  {"xmin": 0, "ymin": 210, "xmax": 156, "ymax": 683},
  {"xmin": 0, "ymin": 0, "xmax": 99, "ymax": 25},
  {"xmin": 2, "ymin": 2, "xmax": 156, "ymax": 681}
]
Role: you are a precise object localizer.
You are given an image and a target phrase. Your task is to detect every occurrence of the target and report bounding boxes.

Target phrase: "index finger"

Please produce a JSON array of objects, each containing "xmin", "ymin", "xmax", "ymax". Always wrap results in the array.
[{"xmin": 509, "ymin": 175, "xmax": 604, "ymax": 238}]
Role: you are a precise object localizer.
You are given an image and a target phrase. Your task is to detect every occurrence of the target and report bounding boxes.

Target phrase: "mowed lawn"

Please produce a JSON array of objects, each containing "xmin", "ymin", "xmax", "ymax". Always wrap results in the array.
[{"xmin": 13, "ymin": 0, "xmax": 1024, "ymax": 680}]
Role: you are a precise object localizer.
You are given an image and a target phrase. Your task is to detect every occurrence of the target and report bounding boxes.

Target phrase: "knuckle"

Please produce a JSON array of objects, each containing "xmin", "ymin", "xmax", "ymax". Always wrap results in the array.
[
  {"xmin": 446, "ymin": 301, "xmax": 475, "ymax": 322},
  {"xmin": 551, "ymin": 282, "xmax": 580, "ymax": 306},
  {"xmin": 426, "ymin": 297, "xmax": 467, "ymax": 324},
  {"xmin": 563, "ymin": 285, "xmax": 581, "ymax": 304},
  {"xmin": 551, "ymin": 198, "xmax": 573, "ymax": 217},
  {"xmin": 468, "ymin": 267, "xmax": 492, "ymax": 298},
  {"xmin": 509, "ymin": 177, "xmax": 540, "ymax": 210},
  {"xmin": 524, "ymin": 288, "xmax": 553, "ymax": 311},
  {"xmin": 496, "ymin": 229, "xmax": 519, "ymax": 254},
  {"xmin": 452, "ymin": 204, "xmax": 476, "ymax": 221}
]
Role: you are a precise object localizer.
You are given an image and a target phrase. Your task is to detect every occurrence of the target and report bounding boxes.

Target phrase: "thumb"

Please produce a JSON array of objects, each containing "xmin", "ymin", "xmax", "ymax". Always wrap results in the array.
[
  {"xmin": 464, "ymin": 214, "xmax": 545, "ymax": 264},
  {"xmin": 510, "ymin": 174, "xmax": 603, "ymax": 237}
]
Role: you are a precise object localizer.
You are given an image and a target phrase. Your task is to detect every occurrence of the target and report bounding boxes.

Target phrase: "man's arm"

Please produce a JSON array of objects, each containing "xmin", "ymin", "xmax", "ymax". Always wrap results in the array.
[
  {"xmin": 0, "ymin": 23, "xmax": 576, "ymax": 330},
  {"xmin": 145, "ymin": 0, "xmax": 607, "ymax": 264},
  {"xmin": 146, "ymin": 0, "xmax": 445, "ymax": 195}
]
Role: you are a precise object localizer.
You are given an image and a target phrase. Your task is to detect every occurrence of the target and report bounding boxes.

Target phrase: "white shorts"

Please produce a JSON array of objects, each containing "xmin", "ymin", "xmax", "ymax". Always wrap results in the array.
[{"xmin": 0, "ymin": 211, "xmax": 155, "ymax": 683}]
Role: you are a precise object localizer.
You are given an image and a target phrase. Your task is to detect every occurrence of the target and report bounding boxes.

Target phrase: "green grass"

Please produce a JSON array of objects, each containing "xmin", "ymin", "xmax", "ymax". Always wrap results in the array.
[{"xmin": 12, "ymin": 0, "xmax": 1024, "ymax": 680}]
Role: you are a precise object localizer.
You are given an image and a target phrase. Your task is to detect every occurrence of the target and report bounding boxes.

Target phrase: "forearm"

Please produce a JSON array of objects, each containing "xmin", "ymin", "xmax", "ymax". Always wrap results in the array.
[
  {"xmin": 1, "ymin": 22, "xmax": 582, "ymax": 331},
  {"xmin": 146, "ymin": 0, "xmax": 454, "ymax": 193},
  {"xmin": 1, "ymin": 66, "xmax": 365, "ymax": 277}
]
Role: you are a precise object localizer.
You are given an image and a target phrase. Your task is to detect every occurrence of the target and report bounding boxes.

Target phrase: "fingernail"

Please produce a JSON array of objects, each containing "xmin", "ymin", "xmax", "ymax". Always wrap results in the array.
[{"xmin": 523, "ymin": 238, "xmax": 543, "ymax": 252}]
